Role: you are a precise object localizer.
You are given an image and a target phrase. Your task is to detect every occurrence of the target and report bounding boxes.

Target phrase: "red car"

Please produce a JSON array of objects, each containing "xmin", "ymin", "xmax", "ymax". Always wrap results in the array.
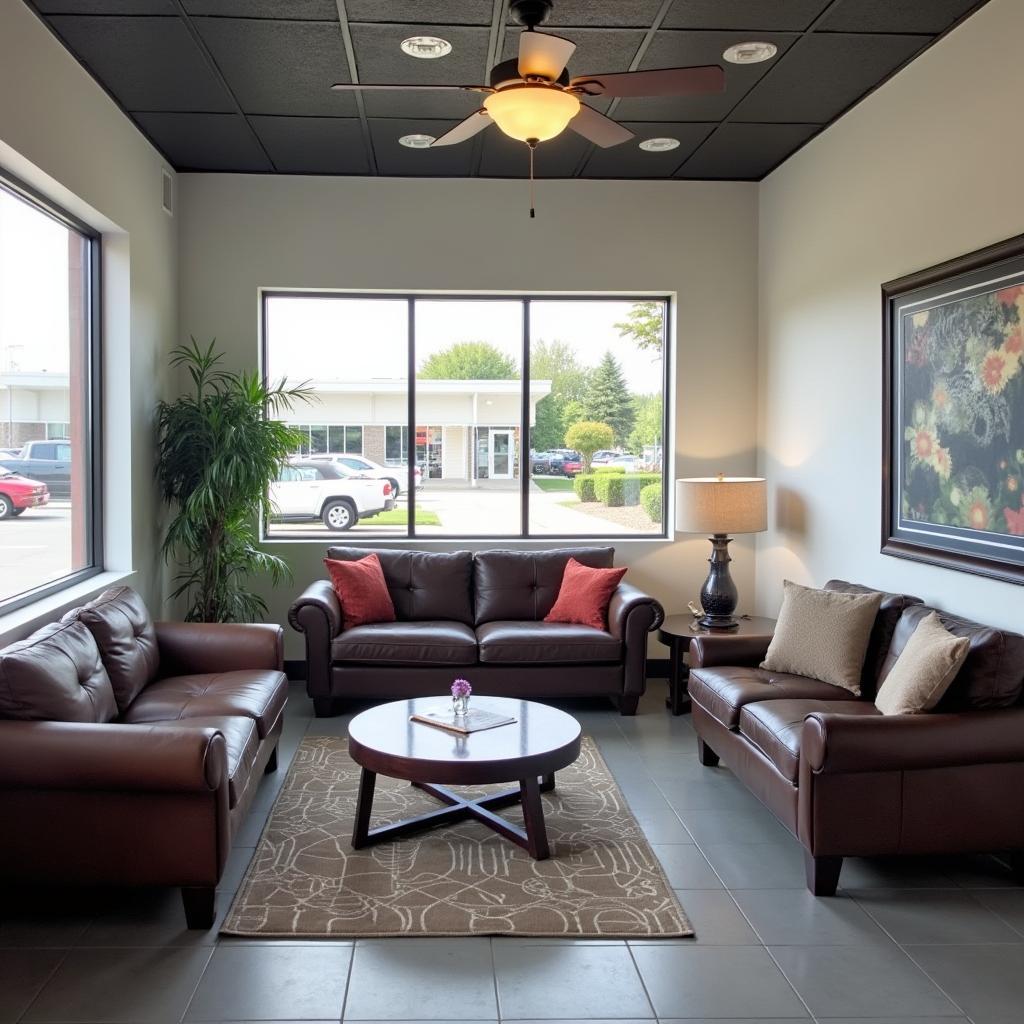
[{"xmin": 0, "ymin": 469, "xmax": 49, "ymax": 519}]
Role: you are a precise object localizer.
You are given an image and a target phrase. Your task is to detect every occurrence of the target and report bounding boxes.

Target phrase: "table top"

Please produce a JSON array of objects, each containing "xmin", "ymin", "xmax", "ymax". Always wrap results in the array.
[
  {"xmin": 658, "ymin": 614, "xmax": 777, "ymax": 642},
  {"xmin": 347, "ymin": 696, "xmax": 583, "ymax": 785}
]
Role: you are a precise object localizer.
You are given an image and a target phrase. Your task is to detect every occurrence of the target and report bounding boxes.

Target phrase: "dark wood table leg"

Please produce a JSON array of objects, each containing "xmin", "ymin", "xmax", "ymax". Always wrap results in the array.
[
  {"xmin": 351, "ymin": 767, "xmax": 376, "ymax": 849},
  {"xmin": 539, "ymin": 772, "xmax": 555, "ymax": 792},
  {"xmin": 666, "ymin": 637, "xmax": 692, "ymax": 716},
  {"xmin": 519, "ymin": 776, "xmax": 550, "ymax": 860}
]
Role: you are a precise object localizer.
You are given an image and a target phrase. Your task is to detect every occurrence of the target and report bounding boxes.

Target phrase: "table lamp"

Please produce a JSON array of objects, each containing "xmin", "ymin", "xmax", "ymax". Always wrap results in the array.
[{"xmin": 675, "ymin": 475, "xmax": 767, "ymax": 629}]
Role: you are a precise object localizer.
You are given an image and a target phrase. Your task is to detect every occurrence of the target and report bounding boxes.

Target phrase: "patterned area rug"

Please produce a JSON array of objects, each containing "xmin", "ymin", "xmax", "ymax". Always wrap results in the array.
[{"xmin": 222, "ymin": 735, "xmax": 691, "ymax": 938}]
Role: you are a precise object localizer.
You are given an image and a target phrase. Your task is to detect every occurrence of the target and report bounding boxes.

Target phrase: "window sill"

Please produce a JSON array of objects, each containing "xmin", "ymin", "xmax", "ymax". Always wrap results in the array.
[{"xmin": 0, "ymin": 570, "xmax": 136, "ymax": 649}]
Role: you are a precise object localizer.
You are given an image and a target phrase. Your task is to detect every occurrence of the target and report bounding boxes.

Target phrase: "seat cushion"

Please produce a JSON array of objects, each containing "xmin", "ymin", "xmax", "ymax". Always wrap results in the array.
[
  {"xmin": 332, "ymin": 621, "xmax": 477, "ymax": 665},
  {"xmin": 122, "ymin": 669, "xmax": 287, "ymax": 739},
  {"xmin": 172, "ymin": 715, "xmax": 258, "ymax": 808},
  {"xmin": 477, "ymin": 621, "xmax": 621, "ymax": 664},
  {"xmin": 739, "ymin": 699, "xmax": 881, "ymax": 783},
  {"xmin": 689, "ymin": 665, "xmax": 860, "ymax": 730}
]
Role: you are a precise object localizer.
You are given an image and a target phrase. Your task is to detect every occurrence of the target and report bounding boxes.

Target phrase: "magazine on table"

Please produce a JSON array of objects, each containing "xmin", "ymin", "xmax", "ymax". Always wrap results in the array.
[{"xmin": 410, "ymin": 706, "xmax": 517, "ymax": 735}]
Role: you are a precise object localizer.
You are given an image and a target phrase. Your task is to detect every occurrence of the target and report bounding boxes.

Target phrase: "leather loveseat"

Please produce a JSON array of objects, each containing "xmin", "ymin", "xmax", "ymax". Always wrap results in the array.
[
  {"xmin": 689, "ymin": 579, "xmax": 1024, "ymax": 895},
  {"xmin": 290, "ymin": 546, "xmax": 664, "ymax": 716},
  {"xmin": 0, "ymin": 586, "xmax": 288, "ymax": 928}
]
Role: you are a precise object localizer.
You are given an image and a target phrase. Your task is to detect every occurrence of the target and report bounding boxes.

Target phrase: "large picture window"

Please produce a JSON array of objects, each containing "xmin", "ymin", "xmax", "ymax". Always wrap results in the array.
[
  {"xmin": 0, "ymin": 175, "xmax": 100, "ymax": 611},
  {"xmin": 262, "ymin": 293, "xmax": 669, "ymax": 540}
]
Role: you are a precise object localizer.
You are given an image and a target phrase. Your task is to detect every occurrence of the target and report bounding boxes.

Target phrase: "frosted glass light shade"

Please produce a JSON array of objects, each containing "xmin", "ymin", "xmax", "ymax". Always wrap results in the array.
[
  {"xmin": 675, "ymin": 477, "xmax": 767, "ymax": 535},
  {"xmin": 483, "ymin": 86, "xmax": 581, "ymax": 143}
]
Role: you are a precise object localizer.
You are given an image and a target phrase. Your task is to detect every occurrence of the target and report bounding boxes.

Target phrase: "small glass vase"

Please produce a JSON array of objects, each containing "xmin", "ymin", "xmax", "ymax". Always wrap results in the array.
[{"xmin": 452, "ymin": 694, "xmax": 470, "ymax": 718}]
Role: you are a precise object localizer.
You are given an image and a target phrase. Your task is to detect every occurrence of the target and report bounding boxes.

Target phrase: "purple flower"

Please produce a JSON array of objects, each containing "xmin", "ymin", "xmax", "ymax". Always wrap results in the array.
[{"xmin": 451, "ymin": 678, "xmax": 472, "ymax": 698}]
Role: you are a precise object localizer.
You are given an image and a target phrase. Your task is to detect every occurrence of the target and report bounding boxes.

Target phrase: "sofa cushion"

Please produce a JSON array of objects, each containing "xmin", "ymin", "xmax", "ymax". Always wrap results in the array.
[
  {"xmin": 326, "ymin": 547, "xmax": 473, "ymax": 625},
  {"xmin": 324, "ymin": 554, "xmax": 396, "ymax": 630},
  {"xmin": 878, "ymin": 604, "xmax": 1024, "ymax": 711},
  {"xmin": 121, "ymin": 669, "xmax": 287, "ymax": 739},
  {"xmin": 0, "ymin": 619, "xmax": 117, "ymax": 723},
  {"xmin": 173, "ymin": 714, "xmax": 258, "ymax": 808},
  {"xmin": 67, "ymin": 586, "xmax": 160, "ymax": 712},
  {"xmin": 332, "ymin": 621, "xmax": 477, "ymax": 665},
  {"xmin": 544, "ymin": 558, "xmax": 628, "ymax": 631},
  {"xmin": 689, "ymin": 665, "xmax": 860, "ymax": 730},
  {"xmin": 477, "ymin": 621, "xmax": 622, "ymax": 664},
  {"xmin": 474, "ymin": 547, "xmax": 615, "ymax": 625},
  {"xmin": 739, "ymin": 699, "xmax": 881, "ymax": 783}
]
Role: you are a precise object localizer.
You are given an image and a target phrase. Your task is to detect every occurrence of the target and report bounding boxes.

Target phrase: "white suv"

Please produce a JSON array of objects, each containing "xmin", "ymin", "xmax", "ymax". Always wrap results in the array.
[
  {"xmin": 309, "ymin": 453, "xmax": 422, "ymax": 497},
  {"xmin": 269, "ymin": 460, "xmax": 394, "ymax": 531}
]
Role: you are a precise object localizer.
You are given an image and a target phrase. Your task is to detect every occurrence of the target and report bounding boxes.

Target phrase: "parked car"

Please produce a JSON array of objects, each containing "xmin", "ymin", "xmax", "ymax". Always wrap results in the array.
[
  {"xmin": 550, "ymin": 449, "xmax": 583, "ymax": 477},
  {"xmin": 268, "ymin": 460, "xmax": 394, "ymax": 531},
  {"xmin": 590, "ymin": 450, "xmax": 621, "ymax": 466},
  {"xmin": 607, "ymin": 454, "xmax": 641, "ymax": 472},
  {"xmin": 0, "ymin": 469, "xmax": 49, "ymax": 519},
  {"xmin": 0, "ymin": 439, "xmax": 72, "ymax": 498},
  {"xmin": 0, "ymin": 447, "xmax": 22, "ymax": 458},
  {"xmin": 530, "ymin": 451, "xmax": 556, "ymax": 475},
  {"xmin": 309, "ymin": 453, "xmax": 422, "ymax": 497}
]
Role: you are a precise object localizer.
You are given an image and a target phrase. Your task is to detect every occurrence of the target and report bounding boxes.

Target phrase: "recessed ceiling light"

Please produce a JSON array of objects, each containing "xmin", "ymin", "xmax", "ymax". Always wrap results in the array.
[
  {"xmin": 638, "ymin": 137, "xmax": 680, "ymax": 153},
  {"xmin": 398, "ymin": 133, "xmax": 436, "ymax": 149},
  {"xmin": 400, "ymin": 35, "xmax": 452, "ymax": 59},
  {"xmin": 723, "ymin": 41, "xmax": 778, "ymax": 65}
]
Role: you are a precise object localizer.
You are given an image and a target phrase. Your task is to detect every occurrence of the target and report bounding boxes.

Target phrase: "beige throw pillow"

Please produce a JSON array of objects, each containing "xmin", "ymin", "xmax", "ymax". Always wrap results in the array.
[
  {"xmin": 875, "ymin": 611, "xmax": 970, "ymax": 715},
  {"xmin": 761, "ymin": 580, "xmax": 883, "ymax": 694}
]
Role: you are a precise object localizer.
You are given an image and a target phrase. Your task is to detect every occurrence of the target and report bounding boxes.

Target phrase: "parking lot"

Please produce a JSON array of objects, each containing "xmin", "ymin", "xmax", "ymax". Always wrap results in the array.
[{"xmin": 0, "ymin": 501, "xmax": 75, "ymax": 604}]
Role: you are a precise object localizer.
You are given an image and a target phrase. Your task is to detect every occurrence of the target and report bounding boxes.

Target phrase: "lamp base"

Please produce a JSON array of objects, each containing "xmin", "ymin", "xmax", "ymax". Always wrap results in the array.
[
  {"xmin": 698, "ymin": 534, "xmax": 740, "ymax": 631},
  {"xmin": 696, "ymin": 613, "xmax": 740, "ymax": 631}
]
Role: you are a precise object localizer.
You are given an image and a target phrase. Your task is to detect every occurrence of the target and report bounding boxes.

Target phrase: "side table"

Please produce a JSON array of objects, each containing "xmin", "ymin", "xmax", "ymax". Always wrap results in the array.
[{"xmin": 658, "ymin": 614, "xmax": 777, "ymax": 715}]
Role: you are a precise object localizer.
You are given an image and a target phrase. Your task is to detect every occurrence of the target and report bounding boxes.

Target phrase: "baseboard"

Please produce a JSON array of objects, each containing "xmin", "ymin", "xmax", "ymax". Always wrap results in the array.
[{"xmin": 286, "ymin": 658, "xmax": 671, "ymax": 682}]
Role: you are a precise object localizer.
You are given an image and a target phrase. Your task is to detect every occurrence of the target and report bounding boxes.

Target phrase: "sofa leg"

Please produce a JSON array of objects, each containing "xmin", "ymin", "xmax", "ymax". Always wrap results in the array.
[
  {"xmin": 313, "ymin": 697, "xmax": 341, "ymax": 718},
  {"xmin": 181, "ymin": 886, "xmax": 216, "ymax": 929},
  {"xmin": 697, "ymin": 738, "xmax": 720, "ymax": 767},
  {"xmin": 264, "ymin": 744, "xmax": 279, "ymax": 774},
  {"xmin": 618, "ymin": 694, "xmax": 639, "ymax": 716},
  {"xmin": 1010, "ymin": 851, "xmax": 1024, "ymax": 884},
  {"xmin": 805, "ymin": 852, "xmax": 843, "ymax": 896}
]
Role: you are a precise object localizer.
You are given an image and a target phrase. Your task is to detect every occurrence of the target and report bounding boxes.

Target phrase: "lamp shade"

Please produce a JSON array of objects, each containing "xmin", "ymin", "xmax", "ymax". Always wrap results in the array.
[
  {"xmin": 675, "ymin": 477, "xmax": 767, "ymax": 535},
  {"xmin": 483, "ymin": 85, "xmax": 581, "ymax": 143}
]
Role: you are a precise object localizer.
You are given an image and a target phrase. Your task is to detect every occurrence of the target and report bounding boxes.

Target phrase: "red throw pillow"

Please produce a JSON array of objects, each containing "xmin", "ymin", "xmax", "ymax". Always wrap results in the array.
[
  {"xmin": 323, "ymin": 555, "xmax": 396, "ymax": 630},
  {"xmin": 544, "ymin": 557, "xmax": 628, "ymax": 631}
]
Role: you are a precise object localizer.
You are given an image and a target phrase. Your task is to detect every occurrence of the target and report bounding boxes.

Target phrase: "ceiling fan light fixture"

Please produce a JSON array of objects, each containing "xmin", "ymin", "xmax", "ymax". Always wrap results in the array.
[
  {"xmin": 638, "ymin": 136, "xmax": 680, "ymax": 152},
  {"xmin": 398, "ymin": 133, "xmax": 436, "ymax": 148},
  {"xmin": 400, "ymin": 35, "xmax": 452, "ymax": 59},
  {"xmin": 483, "ymin": 85, "xmax": 581, "ymax": 143},
  {"xmin": 723, "ymin": 41, "xmax": 777, "ymax": 65}
]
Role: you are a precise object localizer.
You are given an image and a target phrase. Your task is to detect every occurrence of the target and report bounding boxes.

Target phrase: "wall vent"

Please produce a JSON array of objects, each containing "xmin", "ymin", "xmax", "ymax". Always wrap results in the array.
[{"xmin": 161, "ymin": 169, "xmax": 173, "ymax": 216}]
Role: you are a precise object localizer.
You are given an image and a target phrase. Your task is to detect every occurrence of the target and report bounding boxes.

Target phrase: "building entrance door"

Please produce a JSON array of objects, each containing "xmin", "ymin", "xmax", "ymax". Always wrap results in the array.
[{"xmin": 489, "ymin": 429, "xmax": 513, "ymax": 479}]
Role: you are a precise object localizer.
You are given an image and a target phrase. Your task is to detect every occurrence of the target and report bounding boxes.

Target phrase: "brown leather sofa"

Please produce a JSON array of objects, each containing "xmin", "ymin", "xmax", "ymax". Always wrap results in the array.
[
  {"xmin": 0, "ymin": 586, "xmax": 287, "ymax": 928},
  {"xmin": 689, "ymin": 580, "xmax": 1024, "ymax": 895},
  {"xmin": 290, "ymin": 546, "xmax": 664, "ymax": 716}
]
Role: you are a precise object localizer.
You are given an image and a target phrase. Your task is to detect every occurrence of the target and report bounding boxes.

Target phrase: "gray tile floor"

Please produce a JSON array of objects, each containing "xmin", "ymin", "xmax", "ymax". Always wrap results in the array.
[{"xmin": 2, "ymin": 681, "xmax": 1023, "ymax": 1024}]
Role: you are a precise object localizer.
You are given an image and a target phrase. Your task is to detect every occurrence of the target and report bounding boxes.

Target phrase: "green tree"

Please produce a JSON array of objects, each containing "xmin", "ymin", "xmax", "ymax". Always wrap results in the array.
[
  {"xmin": 565, "ymin": 420, "xmax": 614, "ymax": 473},
  {"xmin": 530, "ymin": 338, "xmax": 592, "ymax": 451},
  {"xmin": 614, "ymin": 300, "xmax": 664, "ymax": 354},
  {"xmin": 584, "ymin": 351, "xmax": 635, "ymax": 444},
  {"xmin": 628, "ymin": 392, "xmax": 663, "ymax": 454},
  {"xmin": 418, "ymin": 341, "xmax": 518, "ymax": 379}
]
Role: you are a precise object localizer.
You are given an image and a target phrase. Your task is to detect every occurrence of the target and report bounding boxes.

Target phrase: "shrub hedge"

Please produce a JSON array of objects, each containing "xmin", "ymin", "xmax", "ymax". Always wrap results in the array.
[
  {"xmin": 593, "ymin": 465, "xmax": 626, "ymax": 475},
  {"xmin": 640, "ymin": 482, "xmax": 662, "ymax": 523},
  {"xmin": 573, "ymin": 474, "xmax": 597, "ymax": 502},
  {"xmin": 594, "ymin": 473, "xmax": 662, "ymax": 507}
]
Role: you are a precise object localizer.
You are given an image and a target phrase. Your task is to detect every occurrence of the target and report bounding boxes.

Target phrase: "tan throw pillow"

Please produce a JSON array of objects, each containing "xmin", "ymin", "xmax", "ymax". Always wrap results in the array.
[
  {"xmin": 875, "ymin": 611, "xmax": 970, "ymax": 715},
  {"xmin": 761, "ymin": 580, "xmax": 883, "ymax": 694}
]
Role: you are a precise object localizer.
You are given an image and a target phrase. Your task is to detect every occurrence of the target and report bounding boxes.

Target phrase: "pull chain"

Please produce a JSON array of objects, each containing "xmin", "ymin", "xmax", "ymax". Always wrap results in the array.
[{"xmin": 527, "ymin": 139, "xmax": 538, "ymax": 218}]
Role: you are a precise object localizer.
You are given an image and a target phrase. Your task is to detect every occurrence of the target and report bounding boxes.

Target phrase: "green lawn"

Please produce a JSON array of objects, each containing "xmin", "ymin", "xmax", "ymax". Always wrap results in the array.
[
  {"xmin": 360, "ymin": 508, "xmax": 441, "ymax": 526},
  {"xmin": 532, "ymin": 477, "xmax": 575, "ymax": 492}
]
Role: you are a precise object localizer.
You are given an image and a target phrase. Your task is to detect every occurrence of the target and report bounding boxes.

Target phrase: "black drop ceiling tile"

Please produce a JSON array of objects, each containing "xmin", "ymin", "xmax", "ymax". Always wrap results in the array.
[
  {"xmin": 731, "ymin": 32, "xmax": 932, "ymax": 123},
  {"xmin": 347, "ymin": 1, "xmax": 492, "ymax": 25},
  {"xmin": 581, "ymin": 121, "xmax": 716, "ymax": 178},
  {"xmin": 45, "ymin": 15, "xmax": 233, "ymax": 111},
  {"xmin": 613, "ymin": 29, "xmax": 799, "ymax": 122},
  {"xmin": 508, "ymin": 1, "xmax": 665, "ymax": 28},
  {"xmin": 674, "ymin": 121, "xmax": 819, "ymax": 179},
  {"xmin": 34, "ymin": 0, "xmax": 173, "ymax": 12},
  {"xmin": 184, "ymin": 0, "xmax": 338, "ymax": 17},
  {"xmin": 134, "ymin": 112, "xmax": 273, "ymax": 171},
  {"xmin": 249, "ymin": 116, "xmax": 369, "ymax": 173},
  {"xmin": 663, "ymin": 0, "xmax": 830, "ymax": 31},
  {"xmin": 369, "ymin": 118, "xmax": 476, "ymax": 175},
  {"xmin": 817, "ymin": 0, "xmax": 985, "ymax": 35},
  {"xmin": 479, "ymin": 125, "xmax": 589, "ymax": 178},
  {"xmin": 194, "ymin": 18, "xmax": 357, "ymax": 116}
]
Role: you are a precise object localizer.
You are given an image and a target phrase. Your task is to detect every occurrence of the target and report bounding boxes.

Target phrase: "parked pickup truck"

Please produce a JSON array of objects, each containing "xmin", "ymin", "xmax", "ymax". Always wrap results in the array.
[
  {"xmin": 268, "ymin": 459, "xmax": 395, "ymax": 531},
  {"xmin": 0, "ymin": 440, "xmax": 72, "ymax": 498}
]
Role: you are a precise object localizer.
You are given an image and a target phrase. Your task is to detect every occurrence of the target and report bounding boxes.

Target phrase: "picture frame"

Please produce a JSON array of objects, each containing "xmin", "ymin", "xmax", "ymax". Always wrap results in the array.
[{"xmin": 882, "ymin": 233, "xmax": 1024, "ymax": 585}]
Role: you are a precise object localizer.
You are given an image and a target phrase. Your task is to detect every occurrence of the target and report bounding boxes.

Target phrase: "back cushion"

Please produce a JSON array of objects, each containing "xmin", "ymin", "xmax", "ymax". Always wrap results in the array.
[
  {"xmin": 67, "ymin": 586, "xmax": 160, "ymax": 712},
  {"xmin": 0, "ymin": 619, "xmax": 117, "ymax": 722},
  {"xmin": 824, "ymin": 580, "xmax": 922, "ymax": 697},
  {"xmin": 326, "ymin": 547, "xmax": 474, "ymax": 624},
  {"xmin": 878, "ymin": 604, "xmax": 1024, "ymax": 710},
  {"xmin": 474, "ymin": 547, "xmax": 615, "ymax": 625}
]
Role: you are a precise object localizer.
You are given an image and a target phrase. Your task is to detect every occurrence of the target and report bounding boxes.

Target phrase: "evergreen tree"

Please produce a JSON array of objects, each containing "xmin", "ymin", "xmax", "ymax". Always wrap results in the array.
[
  {"xmin": 530, "ymin": 339, "xmax": 591, "ymax": 451},
  {"xmin": 583, "ymin": 351, "xmax": 635, "ymax": 444}
]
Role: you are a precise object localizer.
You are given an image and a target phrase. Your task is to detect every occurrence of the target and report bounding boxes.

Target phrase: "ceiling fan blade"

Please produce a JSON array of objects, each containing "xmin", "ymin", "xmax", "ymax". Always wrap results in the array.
[
  {"xmin": 568, "ymin": 105, "xmax": 634, "ymax": 148},
  {"xmin": 431, "ymin": 110, "xmax": 492, "ymax": 147},
  {"xmin": 569, "ymin": 64, "xmax": 725, "ymax": 98},
  {"xmin": 518, "ymin": 30, "xmax": 577, "ymax": 80},
  {"xmin": 331, "ymin": 83, "xmax": 492, "ymax": 93}
]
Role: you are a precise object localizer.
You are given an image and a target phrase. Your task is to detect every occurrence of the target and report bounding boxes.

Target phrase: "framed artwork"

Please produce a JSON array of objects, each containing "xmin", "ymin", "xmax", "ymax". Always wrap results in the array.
[{"xmin": 883, "ymin": 234, "xmax": 1024, "ymax": 584}]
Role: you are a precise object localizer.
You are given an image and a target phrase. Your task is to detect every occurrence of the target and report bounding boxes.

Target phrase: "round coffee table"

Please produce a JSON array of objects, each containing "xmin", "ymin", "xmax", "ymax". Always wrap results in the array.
[{"xmin": 347, "ymin": 696, "xmax": 581, "ymax": 860}]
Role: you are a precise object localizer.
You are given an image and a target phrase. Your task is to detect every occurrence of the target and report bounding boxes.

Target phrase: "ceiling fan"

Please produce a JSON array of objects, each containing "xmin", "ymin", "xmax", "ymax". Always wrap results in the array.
[{"xmin": 331, "ymin": 0, "xmax": 725, "ymax": 215}]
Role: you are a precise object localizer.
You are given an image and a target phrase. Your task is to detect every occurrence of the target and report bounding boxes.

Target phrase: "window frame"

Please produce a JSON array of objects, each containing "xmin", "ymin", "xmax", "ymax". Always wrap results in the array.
[
  {"xmin": 260, "ymin": 290, "xmax": 671, "ymax": 542},
  {"xmin": 0, "ymin": 170, "xmax": 103, "ymax": 615}
]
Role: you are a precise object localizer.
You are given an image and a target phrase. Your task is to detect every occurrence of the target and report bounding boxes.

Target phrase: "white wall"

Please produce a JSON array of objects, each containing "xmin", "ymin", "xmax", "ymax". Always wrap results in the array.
[
  {"xmin": 179, "ymin": 174, "xmax": 759, "ymax": 655},
  {"xmin": 757, "ymin": 0, "xmax": 1023, "ymax": 631},
  {"xmin": 0, "ymin": 0, "xmax": 177, "ymax": 637}
]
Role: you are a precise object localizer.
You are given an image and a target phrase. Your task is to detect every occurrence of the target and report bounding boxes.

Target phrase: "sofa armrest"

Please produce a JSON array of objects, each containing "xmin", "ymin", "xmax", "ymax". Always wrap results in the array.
[
  {"xmin": 155, "ymin": 621, "xmax": 284, "ymax": 676},
  {"xmin": 289, "ymin": 580, "xmax": 342, "ymax": 698},
  {"xmin": 0, "ymin": 721, "xmax": 227, "ymax": 793},
  {"xmin": 608, "ymin": 582, "xmax": 664, "ymax": 640},
  {"xmin": 689, "ymin": 634, "xmax": 772, "ymax": 669},
  {"xmin": 803, "ymin": 709, "xmax": 1024, "ymax": 775}
]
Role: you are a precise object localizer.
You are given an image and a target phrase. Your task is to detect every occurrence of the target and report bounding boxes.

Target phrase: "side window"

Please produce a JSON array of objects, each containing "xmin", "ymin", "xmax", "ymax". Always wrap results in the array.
[
  {"xmin": 32, "ymin": 444, "xmax": 55, "ymax": 460},
  {"xmin": 298, "ymin": 467, "xmax": 319, "ymax": 481},
  {"xmin": 278, "ymin": 466, "xmax": 299, "ymax": 483},
  {"xmin": 56, "ymin": 444, "xmax": 72, "ymax": 461}
]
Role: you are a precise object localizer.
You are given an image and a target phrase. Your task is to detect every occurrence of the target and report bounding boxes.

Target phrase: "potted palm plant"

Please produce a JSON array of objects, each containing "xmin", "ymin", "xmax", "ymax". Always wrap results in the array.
[{"xmin": 156, "ymin": 338, "xmax": 313, "ymax": 622}]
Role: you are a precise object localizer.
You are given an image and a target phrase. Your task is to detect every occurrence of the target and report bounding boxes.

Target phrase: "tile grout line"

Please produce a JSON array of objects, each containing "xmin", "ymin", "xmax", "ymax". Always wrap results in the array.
[{"xmin": 13, "ymin": 944, "xmax": 73, "ymax": 1024}]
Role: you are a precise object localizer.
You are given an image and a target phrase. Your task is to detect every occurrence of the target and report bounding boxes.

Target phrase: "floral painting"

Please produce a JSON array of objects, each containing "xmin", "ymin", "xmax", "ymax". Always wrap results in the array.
[{"xmin": 884, "ymin": 237, "xmax": 1024, "ymax": 583}]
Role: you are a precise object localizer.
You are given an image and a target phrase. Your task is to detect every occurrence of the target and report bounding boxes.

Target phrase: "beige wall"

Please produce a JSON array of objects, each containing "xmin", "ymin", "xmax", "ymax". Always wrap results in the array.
[
  {"xmin": 179, "ymin": 174, "xmax": 760, "ymax": 655},
  {"xmin": 756, "ymin": 0, "xmax": 1023, "ymax": 630}
]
